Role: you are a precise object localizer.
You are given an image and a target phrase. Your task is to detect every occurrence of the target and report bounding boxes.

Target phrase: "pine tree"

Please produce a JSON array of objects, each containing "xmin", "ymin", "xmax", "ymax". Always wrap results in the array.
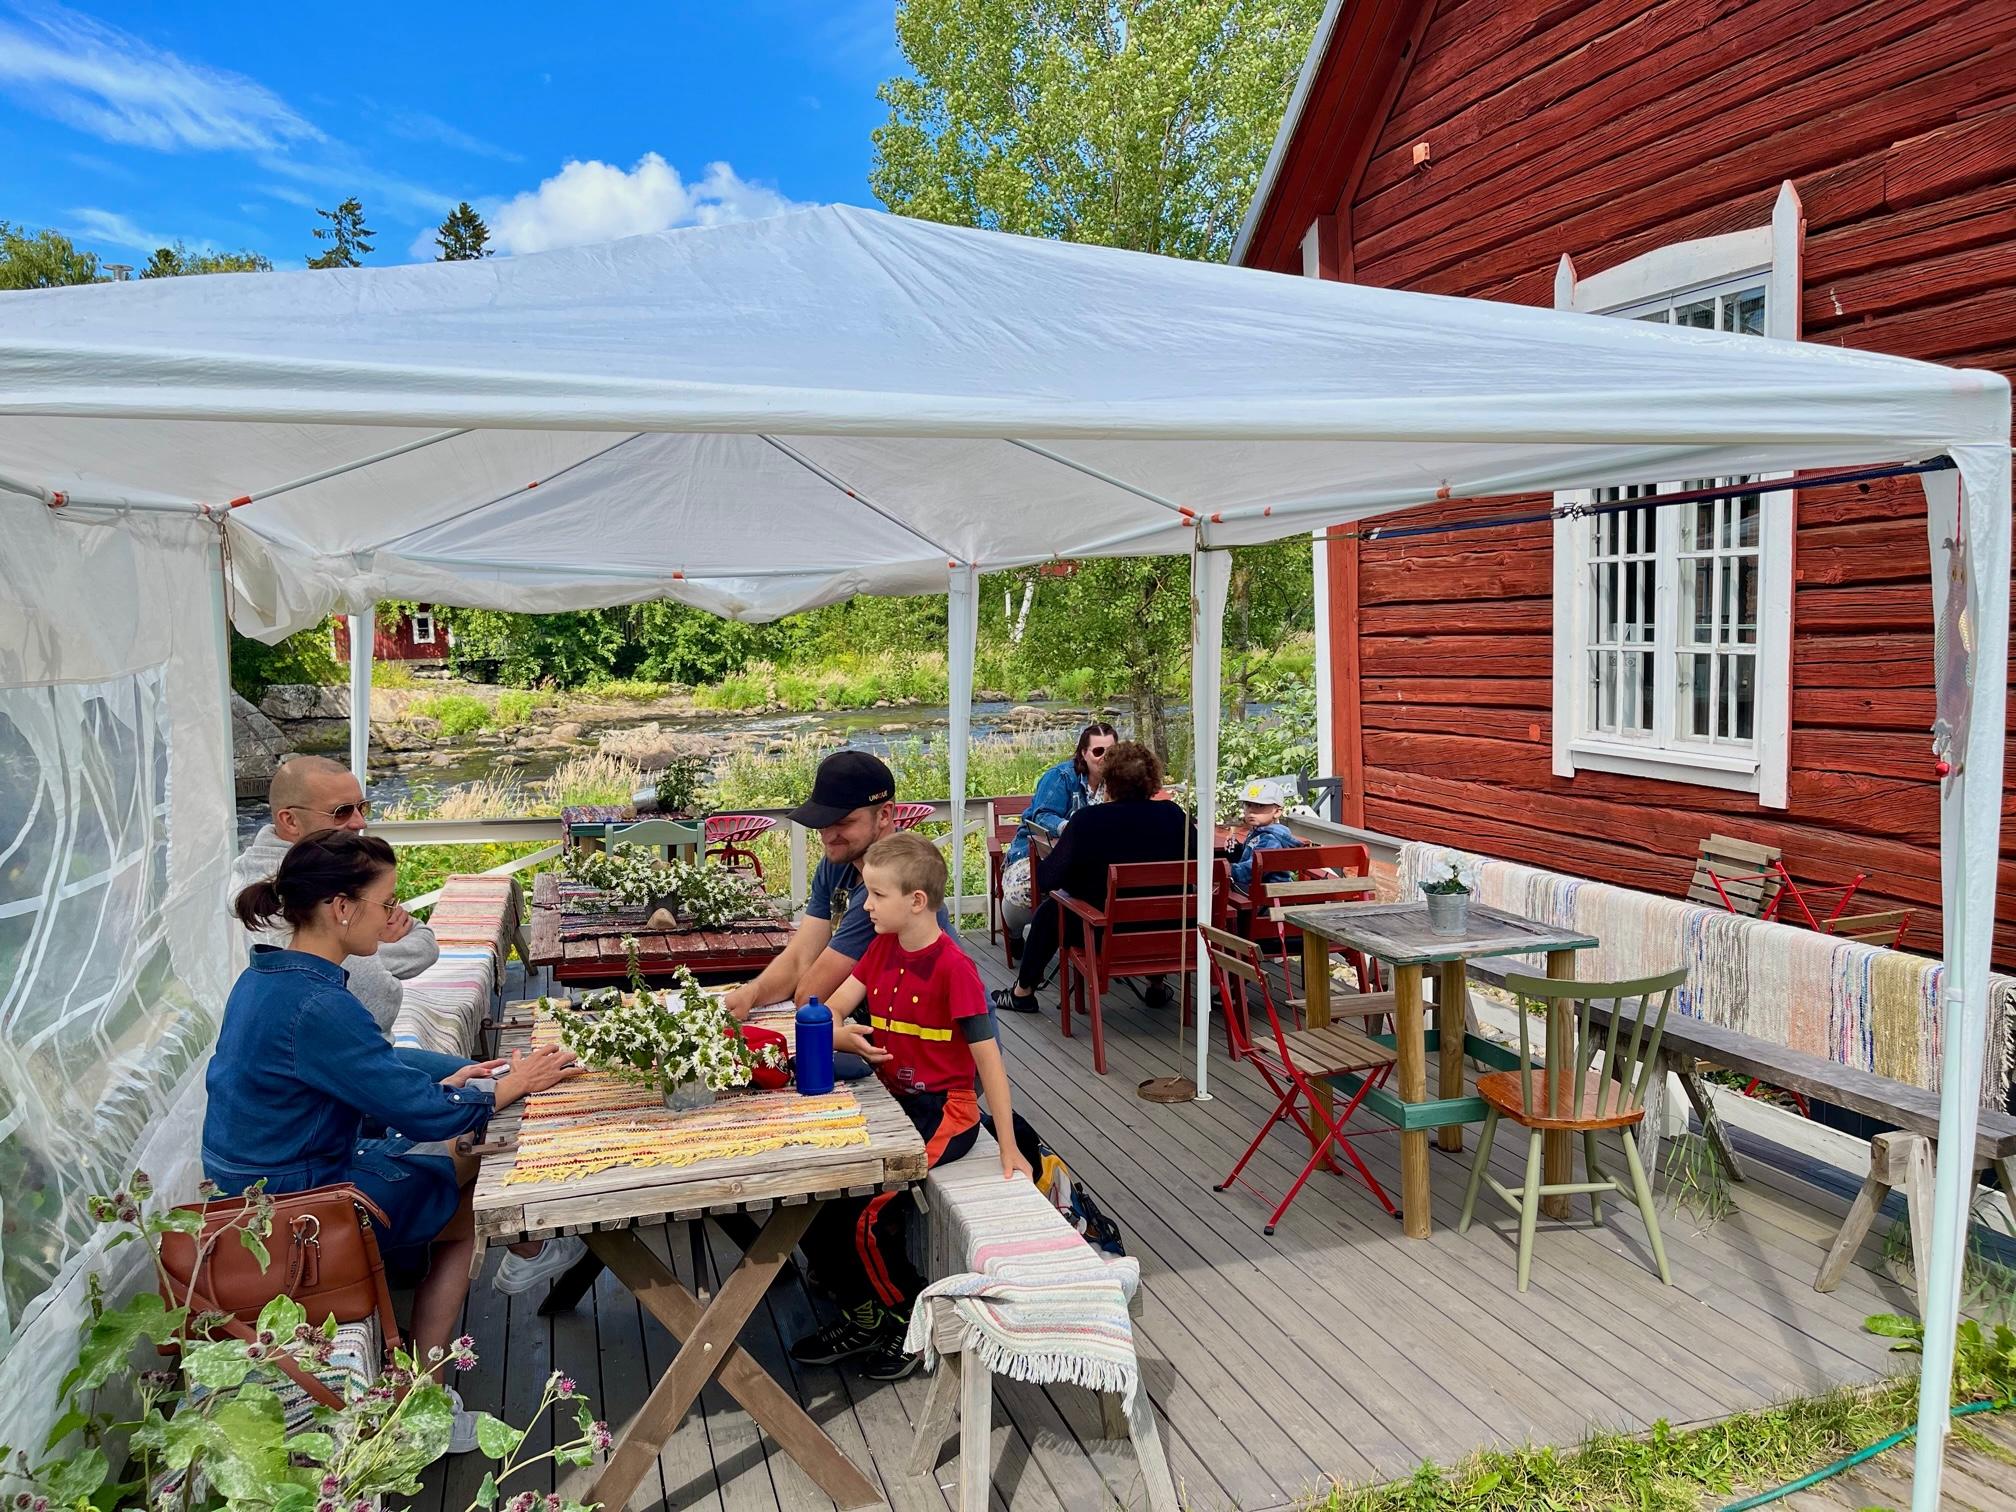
[
  {"xmin": 307, "ymin": 197, "xmax": 374, "ymax": 268},
  {"xmin": 435, "ymin": 201, "xmax": 491, "ymax": 261}
]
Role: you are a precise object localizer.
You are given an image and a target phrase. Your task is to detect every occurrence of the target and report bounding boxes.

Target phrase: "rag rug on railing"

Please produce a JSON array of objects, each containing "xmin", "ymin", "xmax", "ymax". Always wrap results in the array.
[
  {"xmin": 392, "ymin": 874, "xmax": 526, "ymax": 1059},
  {"xmin": 1397, "ymin": 841, "xmax": 2015, "ymax": 1107}
]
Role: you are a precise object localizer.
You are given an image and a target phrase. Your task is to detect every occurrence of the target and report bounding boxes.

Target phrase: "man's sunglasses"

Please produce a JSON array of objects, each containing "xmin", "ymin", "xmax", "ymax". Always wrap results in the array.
[{"xmin": 286, "ymin": 801, "xmax": 372, "ymax": 823}]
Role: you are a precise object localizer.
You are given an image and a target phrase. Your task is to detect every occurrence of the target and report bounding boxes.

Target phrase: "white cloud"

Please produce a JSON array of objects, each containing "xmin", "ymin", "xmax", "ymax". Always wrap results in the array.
[
  {"xmin": 379, "ymin": 105, "xmax": 523, "ymax": 163},
  {"xmin": 0, "ymin": 2, "xmax": 320, "ymax": 152},
  {"xmin": 484, "ymin": 153, "xmax": 806, "ymax": 256},
  {"xmin": 67, "ymin": 206, "xmax": 182, "ymax": 251}
]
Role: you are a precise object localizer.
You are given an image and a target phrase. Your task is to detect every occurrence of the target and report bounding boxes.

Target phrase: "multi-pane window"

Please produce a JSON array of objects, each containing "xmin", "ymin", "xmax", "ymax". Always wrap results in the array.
[
  {"xmin": 1577, "ymin": 278, "xmax": 1772, "ymax": 763},
  {"xmin": 410, "ymin": 610, "xmax": 436, "ymax": 645}
]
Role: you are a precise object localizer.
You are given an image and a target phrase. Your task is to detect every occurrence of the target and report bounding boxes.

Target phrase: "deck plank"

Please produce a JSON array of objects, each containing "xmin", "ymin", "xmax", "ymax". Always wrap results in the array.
[{"xmin": 427, "ymin": 933, "xmax": 1937, "ymax": 1511}]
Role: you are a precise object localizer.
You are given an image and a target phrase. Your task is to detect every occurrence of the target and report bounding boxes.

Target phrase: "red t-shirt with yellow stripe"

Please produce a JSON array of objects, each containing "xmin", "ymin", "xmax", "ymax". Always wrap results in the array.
[{"xmin": 851, "ymin": 930, "xmax": 988, "ymax": 1096}]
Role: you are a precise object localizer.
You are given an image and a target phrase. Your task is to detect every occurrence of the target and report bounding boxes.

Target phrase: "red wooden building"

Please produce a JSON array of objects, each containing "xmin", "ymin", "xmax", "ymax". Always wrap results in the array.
[
  {"xmin": 1238, "ymin": 0, "xmax": 2016, "ymax": 960},
  {"xmin": 330, "ymin": 606, "xmax": 447, "ymax": 662}
]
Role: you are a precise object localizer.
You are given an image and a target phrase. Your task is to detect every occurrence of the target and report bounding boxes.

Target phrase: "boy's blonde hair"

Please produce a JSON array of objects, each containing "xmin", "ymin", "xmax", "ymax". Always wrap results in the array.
[{"xmin": 863, "ymin": 831, "xmax": 946, "ymax": 909}]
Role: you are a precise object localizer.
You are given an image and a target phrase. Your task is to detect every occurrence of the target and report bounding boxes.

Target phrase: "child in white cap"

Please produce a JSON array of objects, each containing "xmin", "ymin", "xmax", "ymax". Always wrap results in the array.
[{"xmin": 1227, "ymin": 777, "xmax": 1305, "ymax": 894}]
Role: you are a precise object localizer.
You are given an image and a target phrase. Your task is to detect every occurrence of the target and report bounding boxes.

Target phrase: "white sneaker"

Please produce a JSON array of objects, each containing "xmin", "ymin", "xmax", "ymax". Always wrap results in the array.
[
  {"xmin": 446, "ymin": 1387, "xmax": 479, "ymax": 1455},
  {"xmin": 492, "ymin": 1234, "xmax": 587, "ymax": 1295}
]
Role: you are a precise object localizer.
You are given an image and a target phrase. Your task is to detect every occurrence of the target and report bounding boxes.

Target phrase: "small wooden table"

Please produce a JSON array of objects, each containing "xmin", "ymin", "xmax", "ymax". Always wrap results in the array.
[
  {"xmin": 474, "ymin": 1006, "xmax": 927, "ymax": 1510},
  {"xmin": 527, "ymin": 871, "xmax": 794, "ymax": 983},
  {"xmin": 1281, "ymin": 901, "xmax": 1597, "ymax": 1238}
]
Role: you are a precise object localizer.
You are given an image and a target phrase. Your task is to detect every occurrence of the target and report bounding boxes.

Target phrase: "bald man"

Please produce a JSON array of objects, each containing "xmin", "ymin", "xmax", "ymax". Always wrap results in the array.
[{"xmin": 230, "ymin": 756, "xmax": 441, "ymax": 1035}]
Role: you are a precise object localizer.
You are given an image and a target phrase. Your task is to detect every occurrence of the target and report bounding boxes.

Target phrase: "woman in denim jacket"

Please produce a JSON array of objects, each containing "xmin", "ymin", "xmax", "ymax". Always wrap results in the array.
[
  {"xmin": 1000, "ymin": 722, "xmax": 1116, "ymax": 941},
  {"xmin": 206, "ymin": 830, "xmax": 582, "ymax": 1439}
]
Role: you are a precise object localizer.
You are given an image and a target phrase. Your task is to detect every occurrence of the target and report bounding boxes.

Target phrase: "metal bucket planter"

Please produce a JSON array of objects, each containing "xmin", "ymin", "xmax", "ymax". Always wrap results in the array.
[{"xmin": 1424, "ymin": 890, "xmax": 1471, "ymax": 937}]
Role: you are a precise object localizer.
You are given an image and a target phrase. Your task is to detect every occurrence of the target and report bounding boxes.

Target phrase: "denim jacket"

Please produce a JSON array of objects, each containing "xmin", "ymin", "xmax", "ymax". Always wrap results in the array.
[
  {"xmin": 201, "ymin": 947, "xmax": 493, "ymax": 1193},
  {"xmin": 1007, "ymin": 757, "xmax": 1095, "ymax": 866},
  {"xmin": 1229, "ymin": 821, "xmax": 1303, "ymax": 894}
]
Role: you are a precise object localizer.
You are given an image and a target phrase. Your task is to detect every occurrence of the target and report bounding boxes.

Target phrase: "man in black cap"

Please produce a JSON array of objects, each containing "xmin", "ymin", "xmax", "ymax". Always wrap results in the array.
[{"xmin": 724, "ymin": 750, "xmax": 949, "ymax": 1018}]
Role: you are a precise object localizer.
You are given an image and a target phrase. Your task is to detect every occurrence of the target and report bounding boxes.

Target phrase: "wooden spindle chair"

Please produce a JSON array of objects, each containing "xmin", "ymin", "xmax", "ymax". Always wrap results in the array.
[
  {"xmin": 1202, "ymin": 925, "xmax": 1399, "ymax": 1231},
  {"xmin": 1460, "ymin": 967, "xmax": 1688, "ymax": 1291},
  {"xmin": 985, "ymin": 794, "xmax": 1034, "ymax": 950}
]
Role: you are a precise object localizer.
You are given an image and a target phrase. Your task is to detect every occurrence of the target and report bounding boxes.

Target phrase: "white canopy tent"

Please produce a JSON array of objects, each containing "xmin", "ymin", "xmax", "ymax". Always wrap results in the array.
[{"xmin": 0, "ymin": 205, "xmax": 2007, "ymax": 1504}]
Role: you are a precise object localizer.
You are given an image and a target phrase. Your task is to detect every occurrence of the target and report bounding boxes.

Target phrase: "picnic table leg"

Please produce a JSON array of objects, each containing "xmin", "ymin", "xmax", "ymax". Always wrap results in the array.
[
  {"xmin": 1541, "ymin": 948, "xmax": 1576, "ymax": 1220},
  {"xmin": 582, "ymin": 1209, "xmax": 884, "ymax": 1511},
  {"xmin": 1436, "ymin": 960, "xmax": 1466, "ymax": 1153},
  {"xmin": 1302, "ymin": 928, "xmax": 1334, "ymax": 1159},
  {"xmin": 1394, "ymin": 962, "xmax": 1431, "ymax": 1238}
]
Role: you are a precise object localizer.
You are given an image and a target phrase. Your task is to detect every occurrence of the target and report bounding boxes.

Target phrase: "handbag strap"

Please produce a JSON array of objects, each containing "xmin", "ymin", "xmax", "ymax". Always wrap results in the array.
[{"xmin": 185, "ymin": 1285, "xmax": 347, "ymax": 1412}]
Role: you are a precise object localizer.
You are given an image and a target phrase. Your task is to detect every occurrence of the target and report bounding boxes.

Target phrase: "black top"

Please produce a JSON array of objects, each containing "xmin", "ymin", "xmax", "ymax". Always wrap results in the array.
[{"xmin": 1036, "ymin": 798, "xmax": 1193, "ymax": 903}]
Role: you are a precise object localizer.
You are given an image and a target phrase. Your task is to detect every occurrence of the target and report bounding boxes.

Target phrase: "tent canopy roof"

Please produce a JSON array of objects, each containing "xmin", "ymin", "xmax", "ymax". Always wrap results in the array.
[{"xmin": 0, "ymin": 203, "xmax": 2004, "ymax": 630}]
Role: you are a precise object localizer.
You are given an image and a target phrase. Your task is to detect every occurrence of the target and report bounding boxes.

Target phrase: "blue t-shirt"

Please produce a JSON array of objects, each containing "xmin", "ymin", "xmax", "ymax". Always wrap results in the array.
[{"xmin": 808, "ymin": 856, "xmax": 952, "ymax": 961}]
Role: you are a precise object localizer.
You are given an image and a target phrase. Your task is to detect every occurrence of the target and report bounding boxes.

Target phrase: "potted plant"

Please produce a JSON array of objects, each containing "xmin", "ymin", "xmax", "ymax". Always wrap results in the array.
[
  {"xmin": 555, "ymin": 961, "xmax": 758, "ymax": 1111},
  {"xmin": 1421, "ymin": 864, "xmax": 1472, "ymax": 936}
]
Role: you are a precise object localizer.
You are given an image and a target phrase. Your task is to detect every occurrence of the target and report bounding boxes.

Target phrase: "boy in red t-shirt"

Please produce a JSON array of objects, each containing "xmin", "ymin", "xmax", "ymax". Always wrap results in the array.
[{"xmin": 790, "ymin": 831, "xmax": 1033, "ymax": 1379}]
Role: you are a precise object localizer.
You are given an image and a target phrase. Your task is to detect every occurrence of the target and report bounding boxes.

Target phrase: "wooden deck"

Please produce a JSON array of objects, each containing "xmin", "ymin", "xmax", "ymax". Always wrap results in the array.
[{"xmin": 422, "ymin": 937, "xmax": 1960, "ymax": 1512}]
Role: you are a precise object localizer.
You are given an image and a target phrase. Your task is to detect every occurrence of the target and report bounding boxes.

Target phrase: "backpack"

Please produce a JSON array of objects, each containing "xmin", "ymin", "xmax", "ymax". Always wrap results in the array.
[{"xmin": 984, "ymin": 1112, "xmax": 1127, "ymax": 1257}]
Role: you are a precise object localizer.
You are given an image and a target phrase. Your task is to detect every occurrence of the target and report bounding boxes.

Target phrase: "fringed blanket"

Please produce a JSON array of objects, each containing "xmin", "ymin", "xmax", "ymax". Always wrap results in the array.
[
  {"xmin": 391, "ymin": 875, "xmax": 527, "ymax": 1057},
  {"xmin": 904, "ymin": 1143, "xmax": 1143, "ymax": 1410},
  {"xmin": 503, "ymin": 1086, "xmax": 870, "ymax": 1184},
  {"xmin": 1397, "ymin": 842, "xmax": 2016, "ymax": 1109}
]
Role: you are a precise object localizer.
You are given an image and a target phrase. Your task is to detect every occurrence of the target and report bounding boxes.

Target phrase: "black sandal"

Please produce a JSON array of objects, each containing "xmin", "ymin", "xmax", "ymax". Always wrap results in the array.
[{"xmin": 991, "ymin": 985, "xmax": 1041, "ymax": 1015}]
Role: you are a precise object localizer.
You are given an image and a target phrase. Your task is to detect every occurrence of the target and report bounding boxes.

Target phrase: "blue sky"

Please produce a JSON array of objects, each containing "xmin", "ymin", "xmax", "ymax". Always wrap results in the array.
[{"xmin": 0, "ymin": 0, "xmax": 898, "ymax": 268}]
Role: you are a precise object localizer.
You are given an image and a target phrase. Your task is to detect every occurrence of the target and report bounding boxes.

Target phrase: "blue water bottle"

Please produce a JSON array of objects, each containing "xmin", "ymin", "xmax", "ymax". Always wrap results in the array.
[{"xmin": 795, "ymin": 998, "xmax": 835, "ymax": 1095}]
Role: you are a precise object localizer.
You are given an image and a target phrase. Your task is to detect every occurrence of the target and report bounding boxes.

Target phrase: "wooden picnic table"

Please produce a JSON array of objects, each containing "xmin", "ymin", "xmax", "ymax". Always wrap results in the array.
[
  {"xmin": 473, "ymin": 1004, "xmax": 927, "ymax": 1510},
  {"xmin": 1281, "ymin": 901, "xmax": 1597, "ymax": 1239},
  {"xmin": 526, "ymin": 870, "xmax": 794, "ymax": 983}
]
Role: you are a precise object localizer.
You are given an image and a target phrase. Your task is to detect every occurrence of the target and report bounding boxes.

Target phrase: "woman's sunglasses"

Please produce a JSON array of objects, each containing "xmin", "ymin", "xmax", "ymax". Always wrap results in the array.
[{"xmin": 1086, "ymin": 744, "xmax": 1113, "ymax": 757}]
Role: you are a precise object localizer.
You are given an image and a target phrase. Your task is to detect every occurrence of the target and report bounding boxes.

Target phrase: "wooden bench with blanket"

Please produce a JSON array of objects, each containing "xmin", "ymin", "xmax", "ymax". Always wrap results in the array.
[
  {"xmin": 904, "ymin": 1126, "xmax": 1177, "ymax": 1512},
  {"xmin": 392, "ymin": 873, "xmax": 528, "ymax": 1058}
]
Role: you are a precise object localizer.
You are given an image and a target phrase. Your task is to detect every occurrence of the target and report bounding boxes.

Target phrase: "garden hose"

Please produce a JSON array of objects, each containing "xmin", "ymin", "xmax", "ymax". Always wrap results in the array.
[{"xmin": 1719, "ymin": 1399, "xmax": 2004, "ymax": 1510}]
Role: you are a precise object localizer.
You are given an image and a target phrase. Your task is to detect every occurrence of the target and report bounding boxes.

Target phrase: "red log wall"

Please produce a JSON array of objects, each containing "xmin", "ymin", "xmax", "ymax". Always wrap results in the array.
[{"xmin": 1284, "ymin": 0, "xmax": 2016, "ymax": 960}]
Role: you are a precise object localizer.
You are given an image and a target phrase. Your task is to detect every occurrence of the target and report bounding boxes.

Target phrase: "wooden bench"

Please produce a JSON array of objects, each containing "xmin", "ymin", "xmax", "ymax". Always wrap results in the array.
[
  {"xmin": 1582, "ymin": 999, "xmax": 2016, "ymax": 1312},
  {"xmin": 906, "ymin": 1128, "xmax": 1177, "ymax": 1512}
]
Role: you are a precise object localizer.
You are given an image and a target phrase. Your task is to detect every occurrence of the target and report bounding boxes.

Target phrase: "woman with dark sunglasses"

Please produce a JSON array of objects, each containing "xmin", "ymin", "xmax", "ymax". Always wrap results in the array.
[{"xmin": 999, "ymin": 722, "xmax": 1117, "ymax": 943}]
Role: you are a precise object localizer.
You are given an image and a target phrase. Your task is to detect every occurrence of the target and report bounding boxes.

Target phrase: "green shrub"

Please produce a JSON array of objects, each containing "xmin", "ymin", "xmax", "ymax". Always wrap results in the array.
[
  {"xmin": 228, "ymin": 624, "xmax": 341, "ymax": 701},
  {"xmin": 494, "ymin": 688, "xmax": 554, "ymax": 726},
  {"xmin": 410, "ymin": 691, "xmax": 492, "ymax": 736}
]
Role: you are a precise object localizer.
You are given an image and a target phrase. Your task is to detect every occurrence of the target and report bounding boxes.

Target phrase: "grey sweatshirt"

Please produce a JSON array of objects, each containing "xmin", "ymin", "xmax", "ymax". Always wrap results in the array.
[{"xmin": 229, "ymin": 824, "xmax": 440, "ymax": 1035}]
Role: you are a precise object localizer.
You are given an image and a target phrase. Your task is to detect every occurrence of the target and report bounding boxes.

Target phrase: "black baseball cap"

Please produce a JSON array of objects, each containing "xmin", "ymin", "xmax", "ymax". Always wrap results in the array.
[{"xmin": 787, "ymin": 750, "xmax": 896, "ymax": 828}]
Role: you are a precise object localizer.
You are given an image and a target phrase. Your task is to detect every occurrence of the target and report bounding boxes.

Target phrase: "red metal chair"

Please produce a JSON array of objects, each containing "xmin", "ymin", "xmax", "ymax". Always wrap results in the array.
[
  {"xmin": 704, "ymin": 814, "xmax": 777, "ymax": 878},
  {"xmin": 985, "ymin": 794, "xmax": 1034, "ymax": 950},
  {"xmin": 1202, "ymin": 925, "xmax": 1399, "ymax": 1231},
  {"xmin": 1056, "ymin": 859, "xmax": 1231, "ymax": 1075},
  {"xmin": 890, "ymin": 802, "xmax": 937, "ymax": 832},
  {"xmin": 1237, "ymin": 843, "xmax": 1382, "ymax": 998}
]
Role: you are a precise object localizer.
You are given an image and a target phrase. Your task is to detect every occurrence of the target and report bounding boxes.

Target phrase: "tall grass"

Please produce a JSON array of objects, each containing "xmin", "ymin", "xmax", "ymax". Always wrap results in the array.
[
  {"xmin": 408, "ymin": 691, "xmax": 492, "ymax": 736},
  {"xmin": 693, "ymin": 651, "xmax": 952, "ymax": 712},
  {"xmin": 493, "ymin": 688, "xmax": 556, "ymax": 726}
]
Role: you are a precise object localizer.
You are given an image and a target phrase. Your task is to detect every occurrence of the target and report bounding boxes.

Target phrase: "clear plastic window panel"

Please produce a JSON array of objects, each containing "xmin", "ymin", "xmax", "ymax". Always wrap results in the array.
[{"xmin": 0, "ymin": 670, "xmax": 214, "ymax": 1352}]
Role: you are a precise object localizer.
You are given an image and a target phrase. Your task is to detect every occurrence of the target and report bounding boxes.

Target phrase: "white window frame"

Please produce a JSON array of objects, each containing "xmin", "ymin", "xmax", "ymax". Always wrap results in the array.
[
  {"xmin": 409, "ymin": 609, "xmax": 436, "ymax": 646},
  {"xmin": 1551, "ymin": 182, "xmax": 1802, "ymax": 808}
]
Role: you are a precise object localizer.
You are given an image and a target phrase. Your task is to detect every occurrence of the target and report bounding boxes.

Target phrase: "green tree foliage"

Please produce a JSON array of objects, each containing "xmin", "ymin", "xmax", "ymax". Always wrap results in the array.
[
  {"xmin": 869, "ymin": 0, "xmax": 1324, "ymax": 746},
  {"xmin": 140, "ymin": 242, "xmax": 273, "ymax": 278},
  {"xmin": 0, "ymin": 221, "xmax": 99, "ymax": 289},
  {"xmin": 871, "ymin": 0, "xmax": 1324, "ymax": 261},
  {"xmin": 436, "ymin": 201, "xmax": 492, "ymax": 260},
  {"xmin": 229, "ymin": 625, "xmax": 341, "ymax": 701},
  {"xmin": 307, "ymin": 196, "xmax": 374, "ymax": 268}
]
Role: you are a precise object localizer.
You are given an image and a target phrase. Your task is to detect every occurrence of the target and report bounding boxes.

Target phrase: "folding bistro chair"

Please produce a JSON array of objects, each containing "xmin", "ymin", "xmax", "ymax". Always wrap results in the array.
[
  {"xmin": 1056, "ymin": 859, "xmax": 1230, "ymax": 1076},
  {"xmin": 985, "ymin": 794, "xmax": 1034, "ymax": 949},
  {"xmin": 1824, "ymin": 908, "xmax": 1913, "ymax": 949},
  {"xmin": 1459, "ymin": 967, "xmax": 1687, "ymax": 1292},
  {"xmin": 705, "ymin": 814, "xmax": 777, "ymax": 878},
  {"xmin": 891, "ymin": 802, "xmax": 937, "ymax": 832},
  {"xmin": 1238, "ymin": 842, "xmax": 1382, "ymax": 997},
  {"xmin": 1202, "ymin": 926, "xmax": 1399, "ymax": 1230}
]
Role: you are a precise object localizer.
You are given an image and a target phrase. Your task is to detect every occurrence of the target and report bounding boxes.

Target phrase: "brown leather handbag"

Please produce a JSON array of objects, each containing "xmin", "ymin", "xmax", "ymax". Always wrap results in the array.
[{"xmin": 158, "ymin": 1183, "xmax": 402, "ymax": 1408}]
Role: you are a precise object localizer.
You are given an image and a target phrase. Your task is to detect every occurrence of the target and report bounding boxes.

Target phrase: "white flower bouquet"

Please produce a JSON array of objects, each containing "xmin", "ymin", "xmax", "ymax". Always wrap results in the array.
[{"xmin": 549, "ymin": 964, "xmax": 757, "ymax": 1099}]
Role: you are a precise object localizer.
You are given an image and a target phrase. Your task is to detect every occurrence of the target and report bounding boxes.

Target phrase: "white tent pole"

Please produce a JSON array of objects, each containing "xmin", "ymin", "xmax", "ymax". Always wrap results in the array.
[
  {"xmin": 1189, "ymin": 535, "xmax": 1232, "ymax": 1100},
  {"xmin": 1909, "ymin": 449, "xmax": 2011, "ymax": 1510},
  {"xmin": 1311, "ymin": 528, "xmax": 1334, "ymax": 785},
  {"xmin": 1005, "ymin": 441, "xmax": 1199, "ymax": 519},
  {"xmin": 348, "ymin": 610, "xmax": 373, "ymax": 784},
  {"xmin": 236, "ymin": 428, "xmax": 471, "ymax": 507},
  {"xmin": 759, "ymin": 437, "xmax": 962, "ymax": 559},
  {"xmin": 946, "ymin": 565, "xmax": 979, "ymax": 933}
]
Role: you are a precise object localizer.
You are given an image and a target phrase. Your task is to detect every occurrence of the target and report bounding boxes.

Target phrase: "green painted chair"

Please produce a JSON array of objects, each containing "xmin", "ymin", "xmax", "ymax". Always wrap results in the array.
[
  {"xmin": 1459, "ymin": 966, "xmax": 1688, "ymax": 1292},
  {"xmin": 605, "ymin": 818, "xmax": 704, "ymax": 865}
]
